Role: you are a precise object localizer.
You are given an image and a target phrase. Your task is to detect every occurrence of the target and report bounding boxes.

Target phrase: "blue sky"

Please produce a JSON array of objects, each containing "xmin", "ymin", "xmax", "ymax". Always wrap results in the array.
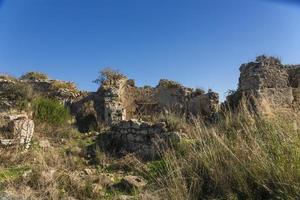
[{"xmin": 0, "ymin": 0, "xmax": 299, "ymax": 100}]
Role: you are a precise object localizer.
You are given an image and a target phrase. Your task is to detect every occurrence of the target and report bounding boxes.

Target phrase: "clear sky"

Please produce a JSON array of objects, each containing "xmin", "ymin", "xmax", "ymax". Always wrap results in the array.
[{"xmin": 0, "ymin": 0, "xmax": 299, "ymax": 100}]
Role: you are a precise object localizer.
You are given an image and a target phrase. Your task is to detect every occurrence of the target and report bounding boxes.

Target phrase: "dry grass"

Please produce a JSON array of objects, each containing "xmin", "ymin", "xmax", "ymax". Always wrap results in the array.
[
  {"xmin": 0, "ymin": 121, "xmax": 100, "ymax": 199},
  {"xmin": 50, "ymin": 81, "xmax": 78, "ymax": 93},
  {"xmin": 151, "ymin": 107, "xmax": 300, "ymax": 200},
  {"xmin": 0, "ymin": 120, "xmax": 149, "ymax": 199}
]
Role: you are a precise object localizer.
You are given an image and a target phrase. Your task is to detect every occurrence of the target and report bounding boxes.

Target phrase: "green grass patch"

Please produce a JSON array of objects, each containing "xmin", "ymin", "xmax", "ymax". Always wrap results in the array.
[{"xmin": 0, "ymin": 166, "xmax": 30, "ymax": 183}]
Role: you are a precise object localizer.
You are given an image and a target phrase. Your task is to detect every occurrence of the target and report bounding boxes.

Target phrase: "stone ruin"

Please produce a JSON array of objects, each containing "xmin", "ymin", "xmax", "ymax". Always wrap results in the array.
[
  {"xmin": 2, "ymin": 56, "xmax": 300, "ymax": 157},
  {"xmin": 72, "ymin": 73, "xmax": 220, "ymax": 131},
  {"xmin": 0, "ymin": 74, "xmax": 82, "ymax": 112},
  {"xmin": 0, "ymin": 113, "xmax": 34, "ymax": 150},
  {"xmin": 227, "ymin": 55, "xmax": 300, "ymax": 113},
  {"xmin": 71, "ymin": 72, "xmax": 220, "ymax": 160},
  {"xmin": 98, "ymin": 119, "xmax": 181, "ymax": 160}
]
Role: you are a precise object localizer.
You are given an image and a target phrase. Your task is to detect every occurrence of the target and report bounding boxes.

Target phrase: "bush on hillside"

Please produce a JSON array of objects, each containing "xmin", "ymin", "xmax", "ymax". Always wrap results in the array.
[
  {"xmin": 20, "ymin": 72, "xmax": 48, "ymax": 81},
  {"xmin": 33, "ymin": 97, "xmax": 71, "ymax": 125},
  {"xmin": 50, "ymin": 81, "xmax": 78, "ymax": 92}
]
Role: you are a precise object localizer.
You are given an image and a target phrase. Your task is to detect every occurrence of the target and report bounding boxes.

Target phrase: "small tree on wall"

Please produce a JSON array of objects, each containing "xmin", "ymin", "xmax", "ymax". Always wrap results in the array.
[{"xmin": 93, "ymin": 68, "xmax": 125, "ymax": 86}]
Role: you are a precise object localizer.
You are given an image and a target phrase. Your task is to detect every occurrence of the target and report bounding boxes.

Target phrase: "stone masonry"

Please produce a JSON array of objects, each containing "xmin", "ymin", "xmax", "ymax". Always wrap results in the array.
[
  {"xmin": 71, "ymin": 72, "xmax": 220, "ymax": 130},
  {"xmin": 227, "ymin": 55, "xmax": 300, "ymax": 113},
  {"xmin": 100, "ymin": 119, "xmax": 181, "ymax": 160},
  {"xmin": 0, "ymin": 113, "xmax": 34, "ymax": 150},
  {"xmin": 97, "ymin": 76, "xmax": 219, "ymax": 125}
]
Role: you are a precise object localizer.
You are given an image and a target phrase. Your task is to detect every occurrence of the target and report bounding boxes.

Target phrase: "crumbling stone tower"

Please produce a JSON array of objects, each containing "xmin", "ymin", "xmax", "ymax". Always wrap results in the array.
[
  {"xmin": 98, "ymin": 73, "xmax": 128, "ymax": 125},
  {"xmin": 227, "ymin": 55, "xmax": 300, "ymax": 113}
]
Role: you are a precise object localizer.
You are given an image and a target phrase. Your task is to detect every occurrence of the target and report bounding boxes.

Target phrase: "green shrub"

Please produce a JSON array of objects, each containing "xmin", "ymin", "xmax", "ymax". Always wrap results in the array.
[
  {"xmin": 158, "ymin": 79, "xmax": 182, "ymax": 89},
  {"xmin": 33, "ymin": 98, "xmax": 71, "ymax": 125},
  {"xmin": 0, "ymin": 166, "xmax": 30, "ymax": 183},
  {"xmin": 93, "ymin": 68, "xmax": 125, "ymax": 86},
  {"xmin": 146, "ymin": 160, "xmax": 167, "ymax": 181},
  {"xmin": 20, "ymin": 72, "xmax": 48, "ymax": 81}
]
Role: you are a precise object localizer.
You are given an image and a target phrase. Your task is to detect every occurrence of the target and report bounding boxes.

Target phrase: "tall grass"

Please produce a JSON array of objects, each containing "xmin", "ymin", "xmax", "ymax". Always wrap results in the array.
[{"xmin": 154, "ymin": 108, "xmax": 300, "ymax": 200}]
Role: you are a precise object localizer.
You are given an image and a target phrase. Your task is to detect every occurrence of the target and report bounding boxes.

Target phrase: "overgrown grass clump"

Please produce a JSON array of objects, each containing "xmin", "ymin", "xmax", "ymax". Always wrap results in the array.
[
  {"xmin": 33, "ymin": 97, "xmax": 71, "ymax": 125},
  {"xmin": 0, "ymin": 166, "xmax": 30, "ymax": 183},
  {"xmin": 154, "ymin": 110, "xmax": 300, "ymax": 200},
  {"xmin": 20, "ymin": 72, "xmax": 48, "ymax": 81},
  {"xmin": 0, "ymin": 82, "xmax": 34, "ymax": 111},
  {"xmin": 50, "ymin": 81, "xmax": 78, "ymax": 92},
  {"xmin": 0, "ymin": 74, "xmax": 17, "ymax": 82}
]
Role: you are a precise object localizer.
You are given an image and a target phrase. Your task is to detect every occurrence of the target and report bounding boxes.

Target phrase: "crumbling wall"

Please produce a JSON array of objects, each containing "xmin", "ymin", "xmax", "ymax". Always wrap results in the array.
[
  {"xmin": 90, "ymin": 75, "xmax": 220, "ymax": 126},
  {"xmin": 99, "ymin": 76, "xmax": 128, "ymax": 125},
  {"xmin": 71, "ymin": 93, "xmax": 102, "ymax": 132},
  {"xmin": 227, "ymin": 56, "xmax": 300, "ymax": 113},
  {"xmin": 99, "ymin": 119, "xmax": 180, "ymax": 160},
  {"xmin": 238, "ymin": 56, "xmax": 289, "ymax": 91},
  {"xmin": 0, "ymin": 113, "xmax": 34, "ymax": 150},
  {"xmin": 286, "ymin": 66, "xmax": 300, "ymax": 88},
  {"xmin": 155, "ymin": 79, "xmax": 190, "ymax": 113},
  {"xmin": 188, "ymin": 90, "xmax": 219, "ymax": 121}
]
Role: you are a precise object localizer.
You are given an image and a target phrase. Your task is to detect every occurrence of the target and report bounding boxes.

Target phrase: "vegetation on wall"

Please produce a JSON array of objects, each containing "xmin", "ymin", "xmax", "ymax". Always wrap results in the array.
[
  {"xmin": 93, "ymin": 68, "xmax": 125, "ymax": 86},
  {"xmin": 20, "ymin": 72, "xmax": 49, "ymax": 81}
]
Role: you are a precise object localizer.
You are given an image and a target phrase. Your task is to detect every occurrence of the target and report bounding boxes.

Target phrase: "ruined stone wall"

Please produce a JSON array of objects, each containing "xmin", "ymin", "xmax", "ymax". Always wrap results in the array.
[
  {"xmin": 71, "ymin": 92, "xmax": 102, "ymax": 132},
  {"xmin": 286, "ymin": 66, "xmax": 300, "ymax": 88},
  {"xmin": 188, "ymin": 90, "xmax": 219, "ymax": 121},
  {"xmin": 1, "ymin": 71, "xmax": 219, "ymax": 132},
  {"xmin": 101, "ymin": 77, "xmax": 128, "ymax": 124},
  {"xmin": 155, "ymin": 79, "xmax": 190, "ymax": 113},
  {"xmin": 100, "ymin": 119, "xmax": 180, "ymax": 160},
  {"xmin": 227, "ymin": 56, "xmax": 300, "ymax": 113},
  {"xmin": 93, "ymin": 76, "xmax": 220, "ymax": 126},
  {"xmin": 0, "ymin": 113, "xmax": 34, "ymax": 150},
  {"xmin": 238, "ymin": 56, "xmax": 289, "ymax": 91}
]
